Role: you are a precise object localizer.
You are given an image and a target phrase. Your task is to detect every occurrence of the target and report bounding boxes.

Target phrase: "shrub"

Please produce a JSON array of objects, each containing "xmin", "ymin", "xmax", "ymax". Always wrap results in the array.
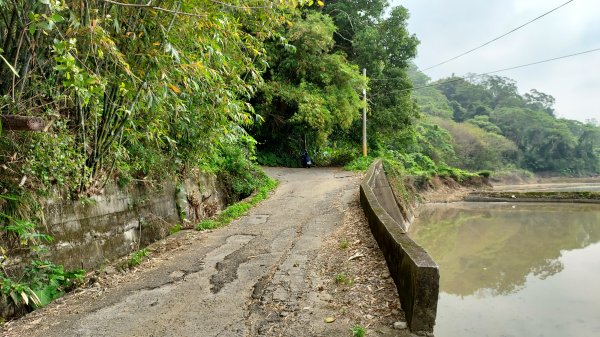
[
  {"xmin": 1, "ymin": 261, "xmax": 85, "ymax": 311},
  {"xmin": 344, "ymin": 156, "xmax": 375, "ymax": 171},
  {"xmin": 196, "ymin": 176, "xmax": 278, "ymax": 231},
  {"xmin": 216, "ymin": 145, "xmax": 270, "ymax": 202}
]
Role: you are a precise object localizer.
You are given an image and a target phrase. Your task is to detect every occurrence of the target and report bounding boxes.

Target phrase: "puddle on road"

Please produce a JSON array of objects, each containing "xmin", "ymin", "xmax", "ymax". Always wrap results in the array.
[{"xmin": 409, "ymin": 202, "xmax": 600, "ymax": 337}]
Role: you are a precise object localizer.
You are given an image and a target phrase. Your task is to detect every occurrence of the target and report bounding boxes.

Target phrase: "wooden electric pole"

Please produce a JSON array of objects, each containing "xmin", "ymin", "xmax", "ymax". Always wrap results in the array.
[{"xmin": 362, "ymin": 68, "xmax": 367, "ymax": 157}]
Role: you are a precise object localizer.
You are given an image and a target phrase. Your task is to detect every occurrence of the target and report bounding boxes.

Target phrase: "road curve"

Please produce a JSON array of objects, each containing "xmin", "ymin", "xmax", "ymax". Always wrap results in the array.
[{"xmin": 2, "ymin": 167, "xmax": 368, "ymax": 337}]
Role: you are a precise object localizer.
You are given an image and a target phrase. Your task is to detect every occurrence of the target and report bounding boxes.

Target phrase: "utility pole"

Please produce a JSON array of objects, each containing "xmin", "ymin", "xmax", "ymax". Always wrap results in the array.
[{"xmin": 362, "ymin": 68, "xmax": 367, "ymax": 157}]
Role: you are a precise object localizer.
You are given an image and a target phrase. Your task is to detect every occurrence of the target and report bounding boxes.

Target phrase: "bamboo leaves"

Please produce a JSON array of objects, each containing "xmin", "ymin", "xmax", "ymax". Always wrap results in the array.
[{"xmin": 0, "ymin": 0, "xmax": 303, "ymax": 194}]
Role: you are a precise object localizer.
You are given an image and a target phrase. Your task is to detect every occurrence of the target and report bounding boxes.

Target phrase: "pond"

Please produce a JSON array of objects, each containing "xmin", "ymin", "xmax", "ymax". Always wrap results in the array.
[{"xmin": 409, "ymin": 202, "xmax": 600, "ymax": 337}]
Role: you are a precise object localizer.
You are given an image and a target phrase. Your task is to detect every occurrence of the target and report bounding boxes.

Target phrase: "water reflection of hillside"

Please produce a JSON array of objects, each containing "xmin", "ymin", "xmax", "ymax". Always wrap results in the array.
[{"xmin": 409, "ymin": 203, "xmax": 600, "ymax": 297}]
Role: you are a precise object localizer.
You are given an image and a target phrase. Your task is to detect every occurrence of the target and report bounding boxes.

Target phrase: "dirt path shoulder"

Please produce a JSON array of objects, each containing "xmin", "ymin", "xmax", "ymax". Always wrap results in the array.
[{"xmin": 1, "ymin": 167, "xmax": 411, "ymax": 337}]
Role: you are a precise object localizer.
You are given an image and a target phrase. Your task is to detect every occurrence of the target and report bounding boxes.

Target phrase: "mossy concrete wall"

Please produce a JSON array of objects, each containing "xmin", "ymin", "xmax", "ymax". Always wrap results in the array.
[
  {"xmin": 360, "ymin": 160, "xmax": 439, "ymax": 333},
  {"xmin": 19, "ymin": 174, "xmax": 225, "ymax": 272}
]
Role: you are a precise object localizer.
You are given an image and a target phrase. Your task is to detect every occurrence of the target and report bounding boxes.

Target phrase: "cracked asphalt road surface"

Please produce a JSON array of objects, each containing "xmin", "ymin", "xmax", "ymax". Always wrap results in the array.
[{"xmin": 2, "ymin": 167, "xmax": 408, "ymax": 337}]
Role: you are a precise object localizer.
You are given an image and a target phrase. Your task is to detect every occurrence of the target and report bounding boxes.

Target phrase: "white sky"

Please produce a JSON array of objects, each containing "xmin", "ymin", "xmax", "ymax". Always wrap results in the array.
[{"xmin": 393, "ymin": 0, "xmax": 600, "ymax": 122}]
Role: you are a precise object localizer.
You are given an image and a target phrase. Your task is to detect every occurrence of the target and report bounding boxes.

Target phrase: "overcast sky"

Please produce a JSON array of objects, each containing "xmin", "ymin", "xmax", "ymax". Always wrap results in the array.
[{"xmin": 393, "ymin": 0, "xmax": 600, "ymax": 122}]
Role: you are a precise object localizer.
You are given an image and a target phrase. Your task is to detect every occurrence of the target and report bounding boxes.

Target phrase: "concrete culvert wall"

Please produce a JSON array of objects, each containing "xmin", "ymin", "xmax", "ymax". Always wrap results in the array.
[{"xmin": 359, "ymin": 159, "xmax": 439, "ymax": 333}]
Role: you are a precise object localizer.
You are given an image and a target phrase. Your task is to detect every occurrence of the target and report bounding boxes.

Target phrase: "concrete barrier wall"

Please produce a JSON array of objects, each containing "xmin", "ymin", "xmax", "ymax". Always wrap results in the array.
[
  {"xmin": 359, "ymin": 160, "xmax": 439, "ymax": 332},
  {"xmin": 8, "ymin": 174, "xmax": 226, "ymax": 272}
]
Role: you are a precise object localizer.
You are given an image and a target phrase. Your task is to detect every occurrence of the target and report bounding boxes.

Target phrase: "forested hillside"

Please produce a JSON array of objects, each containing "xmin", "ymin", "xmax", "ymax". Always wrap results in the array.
[{"xmin": 409, "ymin": 67, "xmax": 600, "ymax": 176}]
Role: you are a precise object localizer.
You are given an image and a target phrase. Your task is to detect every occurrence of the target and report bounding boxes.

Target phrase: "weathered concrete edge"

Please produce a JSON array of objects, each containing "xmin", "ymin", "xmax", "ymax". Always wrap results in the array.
[
  {"xmin": 359, "ymin": 159, "xmax": 439, "ymax": 333},
  {"xmin": 366, "ymin": 160, "xmax": 408, "ymax": 233}
]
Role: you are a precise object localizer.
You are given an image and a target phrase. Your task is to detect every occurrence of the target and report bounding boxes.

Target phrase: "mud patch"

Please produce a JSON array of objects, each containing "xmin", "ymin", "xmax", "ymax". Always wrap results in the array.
[{"xmin": 210, "ymin": 235, "xmax": 267, "ymax": 293}]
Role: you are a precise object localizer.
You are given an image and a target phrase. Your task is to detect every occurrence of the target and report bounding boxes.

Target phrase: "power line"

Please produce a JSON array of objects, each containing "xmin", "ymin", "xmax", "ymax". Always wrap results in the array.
[
  {"xmin": 390, "ymin": 47, "xmax": 600, "ymax": 94},
  {"xmin": 483, "ymin": 47, "xmax": 600, "ymax": 75},
  {"xmin": 421, "ymin": 0, "xmax": 575, "ymax": 71}
]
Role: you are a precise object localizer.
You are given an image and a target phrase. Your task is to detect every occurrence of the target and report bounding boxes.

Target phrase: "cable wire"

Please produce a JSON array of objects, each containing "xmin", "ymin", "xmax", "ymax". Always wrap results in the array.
[
  {"xmin": 390, "ymin": 46, "xmax": 600, "ymax": 94},
  {"xmin": 421, "ymin": 0, "xmax": 575, "ymax": 71}
]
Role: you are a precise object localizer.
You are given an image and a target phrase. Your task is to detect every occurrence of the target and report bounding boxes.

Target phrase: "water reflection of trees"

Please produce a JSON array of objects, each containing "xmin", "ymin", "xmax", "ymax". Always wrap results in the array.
[{"xmin": 409, "ymin": 203, "xmax": 600, "ymax": 297}]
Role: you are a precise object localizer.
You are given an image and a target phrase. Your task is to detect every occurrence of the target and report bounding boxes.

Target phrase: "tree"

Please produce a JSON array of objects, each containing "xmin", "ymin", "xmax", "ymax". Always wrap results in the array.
[
  {"xmin": 432, "ymin": 117, "xmax": 518, "ymax": 171},
  {"xmin": 324, "ymin": 0, "xmax": 420, "ymax": 149},
  {"xmin": 466, "ymin": 115, "xmax": 502, "ymax": 134},
  {"xmin": 561, "ymin": 119, "xmax": 600, "ymax": 175},
  {"xmin": 251, "ymin": 11, "xmax": 365, "ymax": 164},
  {"xmin": 524, "ymin": 89, "xmax": 556, "ymax": 116},
  {"xmin": 491, "ymin": 108, "xmax": 578, "ymax": 172},
  {"xmin": 407, "ymin": 65, "xmax": 454, "ymax": 119},
  {"xmin": 411, "ymin": 65, "xmax": 599, "ymax": 175},
  {"xmin": 477, "ymin": 75, "xmax": 523, "ymax": 109},
  {"xmin": 435, "ymin": 77, "xmax": 492, "ymax": 121}
]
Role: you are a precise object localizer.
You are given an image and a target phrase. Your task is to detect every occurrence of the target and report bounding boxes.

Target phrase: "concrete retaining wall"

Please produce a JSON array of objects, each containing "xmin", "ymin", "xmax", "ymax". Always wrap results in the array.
[
  {"xmin": 359, "ymin": 160, "xmax": 439, "ymax": 332},
  {"xmin": 10, "ymin": 174, "xmax": 225, "ymax": 272}
]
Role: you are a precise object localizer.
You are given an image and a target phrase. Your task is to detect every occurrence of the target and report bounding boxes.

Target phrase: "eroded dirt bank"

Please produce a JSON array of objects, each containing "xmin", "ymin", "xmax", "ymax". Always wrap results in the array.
[{"xmin": 1, "ymin": 167, "xmax": 411, "ymax": 337}]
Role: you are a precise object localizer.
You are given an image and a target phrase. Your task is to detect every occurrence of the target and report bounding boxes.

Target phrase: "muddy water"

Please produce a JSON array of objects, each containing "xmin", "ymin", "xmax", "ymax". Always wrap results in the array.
[{"xmin": 409, "ymin": 202, "xmax": 600, "ymax": 337}]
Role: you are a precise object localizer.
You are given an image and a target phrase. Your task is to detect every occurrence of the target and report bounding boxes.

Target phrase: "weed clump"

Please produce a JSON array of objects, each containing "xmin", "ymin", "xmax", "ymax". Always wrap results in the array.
[
  {"xmin": 127, "ymin": 248, "xmax": 149, "ymax": 268},
  {"xmin": 335, "ymin": 273, "xmax": 353, "ymax": 285},
  {"xmin": 195, "ymin": 178, "xmax": 278, "ymax": 231},
  {"xmin": 352, "ymin": 325, "xmax": 366, "ymax": 337}
]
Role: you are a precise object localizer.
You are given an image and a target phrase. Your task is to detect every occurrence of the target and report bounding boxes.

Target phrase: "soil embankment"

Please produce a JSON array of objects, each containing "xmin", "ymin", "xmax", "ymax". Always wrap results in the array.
[
  {"xmin": 466, "ymin": 191, "xmax": 600, "ymax": 203},
  {"xmin": 1, "ymin": 168, "xmax": 412, "ymax": 337}
]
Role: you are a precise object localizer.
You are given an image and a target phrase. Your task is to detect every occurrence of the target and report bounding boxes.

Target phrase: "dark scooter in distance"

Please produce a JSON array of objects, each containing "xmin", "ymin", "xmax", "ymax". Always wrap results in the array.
[{"xmin": 301, "ymin": 150, "xmax": 313, "ymax": 168}]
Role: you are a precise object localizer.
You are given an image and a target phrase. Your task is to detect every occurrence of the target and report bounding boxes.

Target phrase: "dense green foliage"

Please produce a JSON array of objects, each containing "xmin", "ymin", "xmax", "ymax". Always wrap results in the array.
[
  {"xmin": 1, "ymin": 260, "xmax": 84, "ymax": 312},
  {"xmin": 1, "ymin": 199, "xmax": 84, "ymax": 315},
  {"xmin": 325, "ymin": 0, "xmax": 419, "ymax": 149},
  {"xmin": 410, "ymin": 69, "xmax": 600, "ymax": 176},
  {"xmin": 0, "ymin": 0, "xmax": 306, "ymax": 315},
  {"xmin": 0, "ymin": 0, "xmax": 303, "ymax": 198},
  {"xmin": 252, "ymin": 0, "xmax": 420, "ymax": 165},
  {"xmin": 252, "ymin": 11, "xmax": 365, "ymax": 165}
]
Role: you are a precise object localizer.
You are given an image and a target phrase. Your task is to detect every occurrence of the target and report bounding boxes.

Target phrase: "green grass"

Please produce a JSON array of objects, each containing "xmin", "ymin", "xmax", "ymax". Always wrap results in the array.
[
  {"xmin": 195, "ymin": 177, "xmax": 278, "ymax": 231},
  {"xmin": 344, "ymin": 156, "xmax": 375, "ymax": 171},
  {"xmin": 335, "ymin": 272, "xmax": 353, "ymax": 285},
  {"xmin": 127, "ymin": 248, "xmax": 149, "ymax": 268},
  {"xmin": 195, "ymin": 219, "xmax": 220, "ymax": 231},
  {"xmin": 169, "ymin": 223, "xmax": 182, "ymax": 234},
  {"xmin": 339, "ymin": 239, "xmax": 349, "ymax": 249},
  {"xmin": 352, "ymin": 325, "xmax": 366, "ymax": 337}
]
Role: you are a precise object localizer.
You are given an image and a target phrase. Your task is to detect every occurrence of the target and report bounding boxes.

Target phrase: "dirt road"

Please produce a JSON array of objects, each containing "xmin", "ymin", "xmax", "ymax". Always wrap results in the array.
[{"xmin": 2, "ymin": 167, "xmax": 409, "ymax": 337}]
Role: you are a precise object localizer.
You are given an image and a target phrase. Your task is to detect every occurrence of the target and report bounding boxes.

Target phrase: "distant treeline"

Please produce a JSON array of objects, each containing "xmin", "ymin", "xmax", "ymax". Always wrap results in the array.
[{"xmin": 409, "ymin": 69, "xmax": 600, "ymax": 176}]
